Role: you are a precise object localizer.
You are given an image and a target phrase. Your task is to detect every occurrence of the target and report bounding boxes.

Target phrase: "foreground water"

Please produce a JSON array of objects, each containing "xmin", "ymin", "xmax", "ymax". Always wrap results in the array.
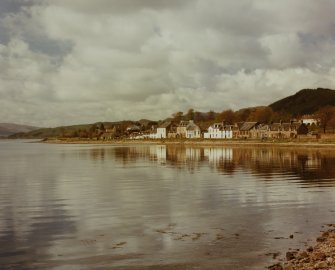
[{"xmin": 1, "ymin": 140, "xmax": 335, "ymax": 269}]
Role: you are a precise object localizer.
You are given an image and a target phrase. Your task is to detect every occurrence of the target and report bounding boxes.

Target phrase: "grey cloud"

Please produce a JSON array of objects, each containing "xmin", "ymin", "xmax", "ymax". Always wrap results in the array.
[
  {"xmin": 44, "ymin": 0, "xmax": 194, "ymax": 14},
  {"xmin": 1, "ymin": 0, "xmax": 335, "ymax": 126}
]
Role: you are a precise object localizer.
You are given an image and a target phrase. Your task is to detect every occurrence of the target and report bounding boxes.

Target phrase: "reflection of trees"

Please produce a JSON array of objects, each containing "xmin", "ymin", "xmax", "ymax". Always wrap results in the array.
[{"xmin": 96, "ymin": 146, "xmax": 335, "ymax": 186}]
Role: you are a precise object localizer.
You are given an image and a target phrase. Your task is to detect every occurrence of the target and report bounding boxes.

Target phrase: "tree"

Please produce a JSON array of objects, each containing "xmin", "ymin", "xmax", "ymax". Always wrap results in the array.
[
  {"xmin": 248, "ymin": 107, "xmax": 274, "ymax": 123},
  {"xmin": 88, "ymin": 124, "xmax": 97, "ymax": 139},
  {"xmin": 194, "ymin": 111, "xmax": 203, "ymax": 122},
  {"xmin": 316, "ymin": 106, "xmax": 335, "ymax": 133},
  {"xmin": 235, "ymin": 108, "xmax": 251, "ymax": 122},
  {"xmin": 207, "ymin": 110, "xmax": 216, "ymax": 121},
  {"xmin": 186, "ymin": 108, "xmax": 195, "ymax": 121},
  {"xmin": 272, "ymin": 111, "xmax": 292, "ymax": 122},
  {"xmin": 328, "ymin": 113, "xmax": 335, "ymax": 134},
  {"xmin": 216, "ymin": 109, "xmax": 236, "ymax": 124},
  {"xmin": 172, "ymin": 112, "xmax": 183, "ymax": 123}
]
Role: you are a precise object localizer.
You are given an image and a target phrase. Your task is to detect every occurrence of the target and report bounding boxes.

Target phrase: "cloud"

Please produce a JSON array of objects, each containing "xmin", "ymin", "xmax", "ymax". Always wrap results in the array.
[{"xmin": 0, "ymin": 0, "xmax": 335, "ymax": 126}]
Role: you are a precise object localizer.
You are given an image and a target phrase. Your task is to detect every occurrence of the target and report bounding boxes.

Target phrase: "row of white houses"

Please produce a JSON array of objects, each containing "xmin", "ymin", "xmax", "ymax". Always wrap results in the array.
[
  {"xmin": 146, "ymin": 120, "xmax": 233, "ymax": 139},
  {"xmin": 127, "ymin": 118, "xmax": 311, "ymax": 140},
  {"xmin": 203, "ymin": 123, "xmax": 233, "ymax": 139}
]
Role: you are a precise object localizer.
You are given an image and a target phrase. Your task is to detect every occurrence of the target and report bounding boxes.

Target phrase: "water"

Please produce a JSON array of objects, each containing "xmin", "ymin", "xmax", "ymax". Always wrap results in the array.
[{"xmin": 1, "ymin": 140, "xmax": 335, "ymax": 269}]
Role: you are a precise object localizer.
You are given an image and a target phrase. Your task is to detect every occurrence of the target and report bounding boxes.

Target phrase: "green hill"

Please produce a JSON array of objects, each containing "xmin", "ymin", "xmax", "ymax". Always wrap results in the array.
[{"xmin": 269, "ymin": 88, "xmax": 335, "ymax": 116}]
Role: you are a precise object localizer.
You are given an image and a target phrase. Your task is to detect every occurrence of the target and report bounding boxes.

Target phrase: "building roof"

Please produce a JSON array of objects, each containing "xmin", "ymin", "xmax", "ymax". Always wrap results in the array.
[
  {"xmin": 209, "ymin": 123, "xmax": 233, "ymax": 131},
  {"xmin": 126, "ymin": 125, "xmax": 141, "ymax": 131},
  {"xmin": 239, "ymin": 122, "xmax": 258, "ymax": 131},
  {"xmin": 186, "ymin": 120, "xmax": 200, "ymax": 131},
  {"xmin": 269, "ymin": 122, "xmax": 303, "ymax": 131}
]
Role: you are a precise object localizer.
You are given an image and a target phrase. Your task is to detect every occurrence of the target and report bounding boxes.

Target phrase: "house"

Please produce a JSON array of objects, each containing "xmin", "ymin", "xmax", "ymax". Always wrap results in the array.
[
  {"xmin": 185, "ymin": 120, "xmax": 201, "ymax": 139},
  {"xmin": 301, "ymin": 115, "xmax": 320, "ymax": 126},
  {"xmin": 126, "ymin": 125, "xmax": 141, "ymax": 134},
  {"xmin": 100, "ymin": 126, "xmax": 121, "ymax": 140},
  {"xmin": 174, "ymin": 120, "xmax": 201, "ymax": 139},
  {"xmin": 176, "ymin": 121, "xmax": 189, "ymax": 138},
  {"xmin": 234, "ymin": 122, "xmax": 259, "ymax": 139},
  {"xmin": 267, "ymin": 121, "xmax": 308, "ymax": 139},
  {"xmin": 155, "ymin": 121, "xmax": 176, "ymax": 139},
  {"xmin": 204, "ymin": 123, "xmax": 233, "ymax": 139}
]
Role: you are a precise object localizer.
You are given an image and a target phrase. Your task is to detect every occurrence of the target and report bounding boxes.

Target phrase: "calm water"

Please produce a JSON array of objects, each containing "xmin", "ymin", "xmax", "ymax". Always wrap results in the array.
[{"xmin": 1, "ymin": 140, "xmax": 335, "ymax": 269}]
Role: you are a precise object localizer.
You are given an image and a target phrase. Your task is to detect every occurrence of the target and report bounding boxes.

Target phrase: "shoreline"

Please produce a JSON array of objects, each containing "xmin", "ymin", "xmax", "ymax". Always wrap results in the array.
[
  {"xmin": 40, "ymin": 138, "xmax": 335, "ymax": 148},
  {"xmin": 269, "ymin": 226, "xmax": 335, "ymax": 270}
]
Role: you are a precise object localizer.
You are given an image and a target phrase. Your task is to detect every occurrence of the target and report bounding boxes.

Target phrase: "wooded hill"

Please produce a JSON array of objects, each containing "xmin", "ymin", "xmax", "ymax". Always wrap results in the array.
[
  {"xmin": 8, "ymin": 88, "xmax": 335, "ymax": 139},
  {"xmin": 269, "ymin": 88, "xmax": 335, "ymax": 116}
]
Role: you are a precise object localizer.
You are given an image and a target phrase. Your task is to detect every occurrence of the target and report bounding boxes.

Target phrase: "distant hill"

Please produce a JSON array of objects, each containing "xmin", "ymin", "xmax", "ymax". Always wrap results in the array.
[
  {"xmin": 8, "ymin": 120, "xmax": 157, "ymax": 139},
  {"xmin": 0, "ymin": 123, "xmax": 40, "ymax": 137},
  {"xmin": 269, "ymin": 88, "xmax": 335, "ymax": 116}
]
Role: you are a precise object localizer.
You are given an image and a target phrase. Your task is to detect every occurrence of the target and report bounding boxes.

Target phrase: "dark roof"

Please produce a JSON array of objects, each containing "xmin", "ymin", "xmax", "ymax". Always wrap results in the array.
[
  {"xmin": 269, "ymin": 122, "xmax": 303, "ymax": 131},
  {"xmin": 239, "ymin": 122, "xmax": 258, "ymax": 131},
  {"xmin": 158, "ymin": 121, "xmax": 173, "ymax": 128}
]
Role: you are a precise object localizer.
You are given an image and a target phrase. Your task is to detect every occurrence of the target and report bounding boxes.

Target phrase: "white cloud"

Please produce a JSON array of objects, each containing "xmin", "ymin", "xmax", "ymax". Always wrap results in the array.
[{"xmin": 0, "ymin": 0, "xmax": 335, "ymax": 126}]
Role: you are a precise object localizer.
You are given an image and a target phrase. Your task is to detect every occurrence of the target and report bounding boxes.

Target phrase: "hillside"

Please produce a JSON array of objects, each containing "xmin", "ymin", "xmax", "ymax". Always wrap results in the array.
[
  {"xmin": 8, "ymin": 120, "xmax": 157, "ymax": 139},
  {"xmin": 0, "ymin": 123, "xmax": 40, "ymax": 137},
  {"xmin": 269, "ymin": 88, "xmax": 335, "ymax": 116}
]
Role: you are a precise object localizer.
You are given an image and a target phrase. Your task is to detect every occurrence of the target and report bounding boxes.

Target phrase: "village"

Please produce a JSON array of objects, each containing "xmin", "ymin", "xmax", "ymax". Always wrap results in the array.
[{"xmin": 99, "ymin": 116, "xmax": 319, "ymax": 141}]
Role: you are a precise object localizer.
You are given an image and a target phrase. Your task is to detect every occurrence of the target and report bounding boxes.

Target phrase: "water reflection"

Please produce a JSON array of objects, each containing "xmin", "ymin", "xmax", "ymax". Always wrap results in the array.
[
  {"xmin": 78, "ymin": 145, "xmax": 335, "ymax": 187},
  {"xmin": 1, "ymin": 142, "xmax": 335, "ymax": 270}
]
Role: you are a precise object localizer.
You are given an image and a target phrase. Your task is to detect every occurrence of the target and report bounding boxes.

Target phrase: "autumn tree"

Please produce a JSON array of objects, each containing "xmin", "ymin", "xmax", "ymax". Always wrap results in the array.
[
  {"xmin": 248, "ymin": 107, "xmax": 274, "ymax": 123},
  {"xmin": 235, "ymin": 108, "xmax": 251, "ymax": 122},
  {"xmin": 272, "ymin": 111, "xmax": 292, "ymax": 122},
  {"xmin": 186, "ymin": 108, "xmax": 195, "ymax": 121},
  {"xmin": 316, "ymin": 106, "xmax": 335, "ymax": 133},
  {"xmin": 172, "ymin": 112, "xmax": 183, "ymax": 123},
  {"xmin": 194, "ymin": 111, "xmax": 204, "ymax": 122},
  {"xmin": 207, "ymin": 110, "xmax": 216, "ymax": 121},
  {"xmin": 329, "ymin": 117, "xmax": 335, "ymax": 134},
  {"xmin": 216, "ymin": 109, "xmax": 236, "ymax": 124}
]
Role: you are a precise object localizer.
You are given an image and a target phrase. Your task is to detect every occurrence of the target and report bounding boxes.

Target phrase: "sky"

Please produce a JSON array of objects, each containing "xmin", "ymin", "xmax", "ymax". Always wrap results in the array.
[{"xmin": 1, "ymin": 0, "xmax": 335, "ymax": 127}]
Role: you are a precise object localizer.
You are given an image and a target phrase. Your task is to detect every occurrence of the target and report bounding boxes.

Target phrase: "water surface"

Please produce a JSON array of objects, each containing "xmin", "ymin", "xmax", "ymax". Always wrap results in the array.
[{"xmin": 1, "ymin": 140, "xmax": 335, "ymax": 269}]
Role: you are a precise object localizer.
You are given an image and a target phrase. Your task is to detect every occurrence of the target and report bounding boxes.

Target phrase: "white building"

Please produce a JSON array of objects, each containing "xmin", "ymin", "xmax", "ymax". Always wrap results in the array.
[
  {"xmin": 185, "ymin": 120, "xmax": 201, "ymax": 139},
  {"xmin": 153, "ymin": 122, "xmax": 174, "ymax": 139},
  {"xmin": 204, "ymin": 123, "xmax": 233, "ymax": 139},
  {"xmin": 301, "ymin": 115, "xmax": 320, "ymax": 126}
]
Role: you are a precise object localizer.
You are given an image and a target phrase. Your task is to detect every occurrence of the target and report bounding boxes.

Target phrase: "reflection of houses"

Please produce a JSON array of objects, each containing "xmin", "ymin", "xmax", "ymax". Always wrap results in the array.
[
  {"xmin": 149, "ymin": 145, "xmax": 167, "ymax": 163},
  {"xmin": 204, "ymin": 148, "xmax": 233, "ymax": 163},
  {"xmin": 204, "ymin": 123, "xmax": 233, "ymax": 139},
  {"xmin": 185, "ymin": 148, "xmax": 201, "ymax": 161},
  {"xmin": 175, "ymin": 120, "xmax": 201, "ymax": 138}
]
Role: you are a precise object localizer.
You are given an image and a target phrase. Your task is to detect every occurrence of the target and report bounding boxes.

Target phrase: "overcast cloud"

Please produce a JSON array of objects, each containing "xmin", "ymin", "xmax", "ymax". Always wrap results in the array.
[{"xmin": 1, "ymin": 0, "xmax": 335, "ymax": 126}]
